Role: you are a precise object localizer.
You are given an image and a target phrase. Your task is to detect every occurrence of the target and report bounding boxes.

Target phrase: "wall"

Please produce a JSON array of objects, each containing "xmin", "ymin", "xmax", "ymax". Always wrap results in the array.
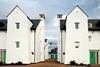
[
  {"xmin": 30, "ymin": 28, "xmax": 35, "ymax": 63},
  {"xmin": 89, "ymin": 31, "xmax": 100, "ymax": 49},
  {"xmin": 88, "ymin": 31, "xmax": 100, "ymax": 64},
  {"xmin": 57, "ymin": 18, "xmax": 61, "ymax": 62},
  {"xmin": 35, "ymin": 18, "xmax": 45, "ymax": 63},
  {"xmin": 61, "ymin": 30, "xmax": 66, "ymax": 63},
  {"xmin": 6, "ymin": 7, "xmax": 32, "ymax": 64},
  {"xmin": 44, "ymin": 41, "xmax": 49, "ymax": 60},
  {"xmin": 65, "ymin": 6, "xmax": 89, "ymax": 64},
  {"xmin": 0, "ymin": 31, "xmax": 6, "ymax": 49}
]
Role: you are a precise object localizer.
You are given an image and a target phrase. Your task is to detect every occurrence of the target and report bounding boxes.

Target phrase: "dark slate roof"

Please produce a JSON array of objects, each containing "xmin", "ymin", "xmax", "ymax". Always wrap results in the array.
[
  {"xmin": 1, "ymin": 19, "xmax": 100, "ymax": 31},
  {"xmin": 88, "ymin": 19, "xmax": 100, "ymax": 31},
  {"xmin": 0, "ymin": 19, "xmax": 41, "ymax": 31},
  {"xmin": 0, "ymin": 19, "xmax": 7, "ymax": 31},
  {"xmin": 30, "ymin": 19, "xmax": 41, "ymax": 30},
  {"xmin": 60, "ymin": 19, "xmax": 66, "ymax": 30},
  {"xmin": 60, "ymin": 19, "xmax": 100, "ymax": 31}
]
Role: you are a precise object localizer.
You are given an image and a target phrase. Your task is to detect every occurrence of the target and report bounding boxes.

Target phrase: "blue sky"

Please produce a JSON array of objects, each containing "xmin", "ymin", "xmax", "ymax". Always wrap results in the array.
[{"xmin": 0, "ymin": 0, "xmax": 100, "ymax": 40}]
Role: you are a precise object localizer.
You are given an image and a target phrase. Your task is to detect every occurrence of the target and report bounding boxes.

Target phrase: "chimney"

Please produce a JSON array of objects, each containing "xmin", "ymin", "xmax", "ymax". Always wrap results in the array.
[
  {"xmin": 39, "ymin": 14, "xmax": 45, "ymax": 19},
  {"xmin": 57, "ymin": 14, "xmax": 63, "ymax": 20}
]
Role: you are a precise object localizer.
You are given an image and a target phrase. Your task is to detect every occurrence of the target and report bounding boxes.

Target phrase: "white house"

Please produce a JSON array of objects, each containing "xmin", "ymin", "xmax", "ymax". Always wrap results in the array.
[
  {"xmin": 57, "ymin": 5, "xmax": 100, "ymax": 64},
  {"xmin": 0, "ymin": 5, "xmax": 45, "ymax": 64}
]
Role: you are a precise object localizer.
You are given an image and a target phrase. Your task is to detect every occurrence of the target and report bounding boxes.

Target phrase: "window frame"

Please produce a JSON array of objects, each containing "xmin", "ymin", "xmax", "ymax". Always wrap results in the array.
[
  {"xmin": 89, "ymin": 36, "xmax": 92, "ymax": 41},
  {"xmin": 75, "ymin": 41, "xmax": 80, "ymax": 48},
  {"xmin": 88, "ymin": 23, "xmax": 92, "ymax": 28},
  {"xmin": 16, "ymin": 22, "xmax": 20, "ymax": 29},
  {"xmin": 16, "ymin": 41, "xmax": 20, "ymax": 48},
  {"xmin": 75, "ymin": 22, "xmax": 79, "ymax": 29}
]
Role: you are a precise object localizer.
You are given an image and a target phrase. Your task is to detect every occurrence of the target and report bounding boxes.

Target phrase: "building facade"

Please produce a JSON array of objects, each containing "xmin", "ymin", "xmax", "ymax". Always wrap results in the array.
[
  {"xmin": 0, "ymin": 5, "xmax": 45, "ymax": 64},
  {"xmin": 57, "ymin": 5, "xmax": 100, "ymax": 64}
]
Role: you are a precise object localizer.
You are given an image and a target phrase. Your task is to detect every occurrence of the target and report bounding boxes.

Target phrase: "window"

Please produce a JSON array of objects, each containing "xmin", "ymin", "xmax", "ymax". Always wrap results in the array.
[
  {"xmin": 75, "ymin": 22, "xmax": 79, "ymax": 29},
  {"xmin": 88, "ymin": 23, "xmax": 92, "ymax": 28},
  {"xmin": 16, "ymin": 23, "xmax": 20, "ymax": 29},
  {"xmin": 89, "ymin": 36, "xmax": 92, "ymax": 41},
  {"xmin": 16, "ymin": 42, "xmax": 20, "ymax": 48},
  {"xmin": 75, "ymin": 41, "xmax": 80, "ymax": 48}
]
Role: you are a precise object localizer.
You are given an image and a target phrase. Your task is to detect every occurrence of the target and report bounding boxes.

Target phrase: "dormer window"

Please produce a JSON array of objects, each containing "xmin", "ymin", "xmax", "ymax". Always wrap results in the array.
[
  {"xmin": 89, "ymin": 23, "xmax": 92, "ymax": 28},
  {"xmin": 75, "ymin": 22, "xmax": 79, "ymax": 29},
  {"xmin": 16, "ymin": 22, "xmax": 20, "ymax": 29}
]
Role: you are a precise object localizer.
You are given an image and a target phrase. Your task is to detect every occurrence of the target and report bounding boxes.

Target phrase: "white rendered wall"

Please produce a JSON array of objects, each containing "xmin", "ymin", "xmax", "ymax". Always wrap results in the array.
[
  {"xmin": 65, "ymin": 7, "xmax": 89, "ymax": 64},
  {"xmin": 0, "ymin": 31, "xmax": 6, "ymax": 49},
  {"xmin": 88, "ymin": 31, "xmax": 100, "ymax": 64},
  {"xmin": 61, "ymin": 30, "xmax": 66, "ymax": 63},
  {"xmin": 30, "ymin": 30, "xmax": 35, "ymax": 63},
  {"xmin": 57, "ymin": 18, "xmax": 61, "ymax": 62},
  {"xmin": 35, "ymin": 18, "xmax": 45, "ymax": 63},
  {"xmin": 6, "ymin": 7, "xmax": 32, "ymax": 64},
  {"xmin": 44, "ymin": 41, "xmax": 49, "ymax": 60},
  {"xmin": 88, "ymin": 31, "xmax": 100, "ymax": 49}
]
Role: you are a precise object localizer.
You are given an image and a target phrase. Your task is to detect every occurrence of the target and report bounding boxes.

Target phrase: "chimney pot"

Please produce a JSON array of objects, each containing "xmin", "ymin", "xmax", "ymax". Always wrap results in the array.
[
  {"xmin": 39, "ymin": 14, "xmax": 45, "ymax": 19},
  {"xmin": 57, "ymin": 14, "xmax": 63, "ymax": 19}
]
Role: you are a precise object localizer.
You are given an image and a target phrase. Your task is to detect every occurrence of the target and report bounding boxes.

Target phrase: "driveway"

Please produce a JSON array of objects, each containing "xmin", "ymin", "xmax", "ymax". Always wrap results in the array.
[{"xmin": 27, "ymin": 59, "xmax": 65, "ymax": 67}]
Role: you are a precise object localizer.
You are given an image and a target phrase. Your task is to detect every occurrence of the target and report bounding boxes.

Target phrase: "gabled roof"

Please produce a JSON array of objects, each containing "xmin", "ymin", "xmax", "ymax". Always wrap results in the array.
[
  {"xmin": 6, "ymin": 5, "xmax": 41, "ymax": 30},
  {"xmin": 67, "ymin": 5, "xmax": 89, "ymax": 17},
  {"xmin": 7, "ymin": 5, "xmax": 28, "ymax": 17},
  {"xmin": 88, "ymin": 19, "xmax": 100, "ymax": 31},
  {"xmin": 60, "ymin": 19, "xmax": 66, "ymax": 30},
  {"xmin": 30, "ymin": 19, "xmax": 41, "ymax": 30}
]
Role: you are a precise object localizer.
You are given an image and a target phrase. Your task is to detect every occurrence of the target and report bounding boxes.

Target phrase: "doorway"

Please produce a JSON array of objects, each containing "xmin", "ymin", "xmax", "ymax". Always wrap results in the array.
[
  {"xmin": 90, "ymin": 50, "xmax": 99, "ymax": 64},
  {"xmin": 0, "ymin": 49, "xmax": 6, "ymax": 63},
  {"xmin": 90, "ymin": 51, "xmax": 95, "ymax": 64}
]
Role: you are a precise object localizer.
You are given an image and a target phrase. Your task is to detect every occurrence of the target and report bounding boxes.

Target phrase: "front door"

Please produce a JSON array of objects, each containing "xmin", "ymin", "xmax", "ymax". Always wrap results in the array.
[
  {"xmin": 90, "ymin": 52, "xmax": 95, "ymax": 64},
  {"xmin": 3, "ymin": 50, "xmax": 6, "ymax": 63}
]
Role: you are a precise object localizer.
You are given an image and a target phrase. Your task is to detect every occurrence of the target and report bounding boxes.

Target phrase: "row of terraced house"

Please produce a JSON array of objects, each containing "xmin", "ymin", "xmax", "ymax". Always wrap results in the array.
[{"xmin": 0, "ymin": 5, "xmax": 100, "ymax": 65}]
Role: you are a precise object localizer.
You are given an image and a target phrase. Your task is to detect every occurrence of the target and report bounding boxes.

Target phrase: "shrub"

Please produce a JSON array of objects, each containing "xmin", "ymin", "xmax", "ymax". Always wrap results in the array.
[
  {"xmin": 17, "ymin": 61, "xmax": 22, "ymax": 65},
  {"xmin": 87, "ymin": 64, "xmax": 91, "ymax": 67},
  {"xmin": 70, "ymin": 60, "xmax": 77, "ymax": 65},
  {"xmin": 80, "ymin": 63, "xmax": 84, "ymax": 66},
  {"xmin": 11, "ymin": 63, "xmax": 14, "ymax": 65},
  {"xmin": 0, "ymin": 61, "xmax": 3, "ymax": 65}
]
